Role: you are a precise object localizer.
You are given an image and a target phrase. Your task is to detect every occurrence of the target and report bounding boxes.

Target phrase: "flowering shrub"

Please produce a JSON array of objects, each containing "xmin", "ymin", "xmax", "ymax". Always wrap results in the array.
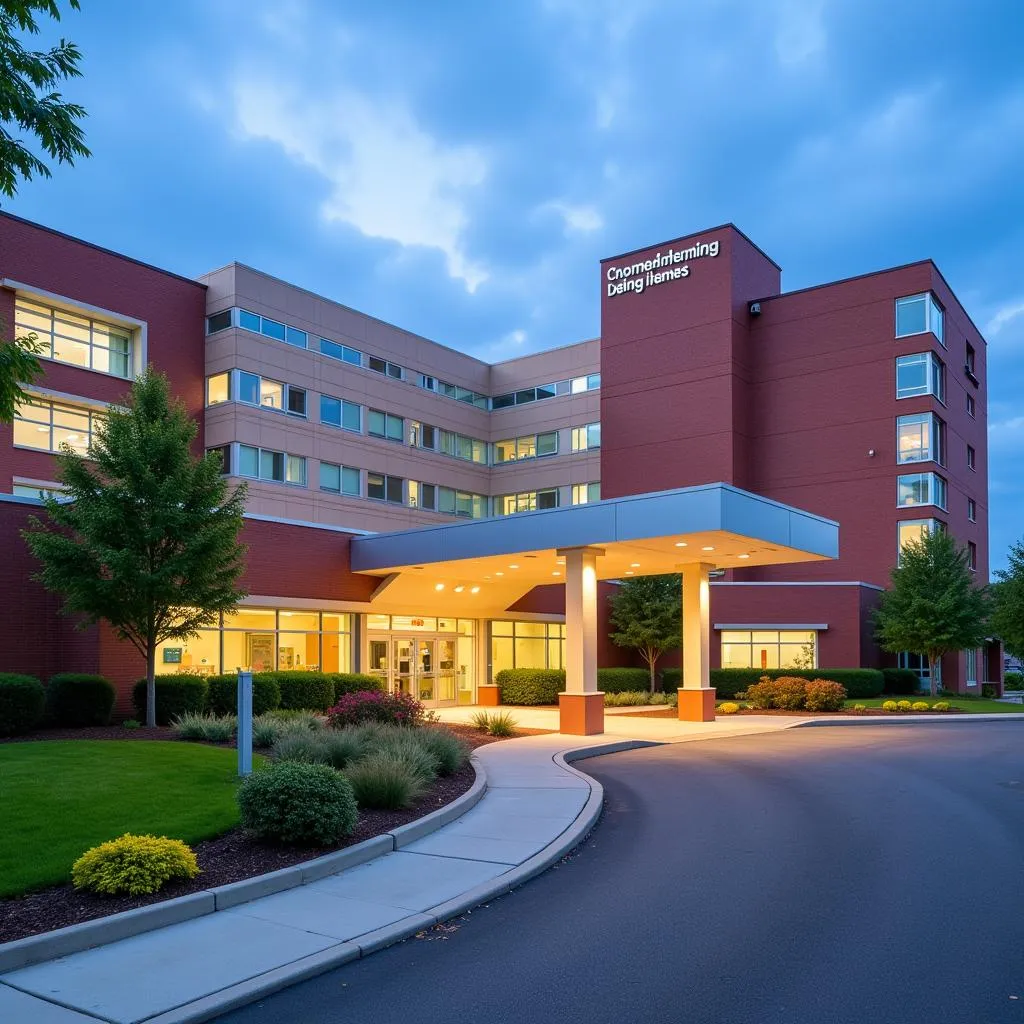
[
  {"xmin": 744, "ymin": 677, "xmax": 777, "ymax": 710},
  {"xmin": 804, "ymin": 679, "xmax": 848, "ymax": 712},
  {"xmin": 933, "ymin": 701, "xmax": 951, "ymax": 712},
  {"xmin": 717, "ymin": 702, "xmax": 741, "ymax": 714},
  {"xmin": 326, "ymin": 689, "xmax": 430, "ymax": 729},
  {"xmin": 72, "ymin": 834, "xmax": 199, "ymax": 895},
  {"xmin": 911, "ymin": 701, "xmax": 931, "ymax": 711},
  {"xmin": 881, "ymin": 700, "xmax": 899, "ymax": 712},
  {"xmin": 743, "ymin": 676, "xmax": 811, "ymax": 710},
  {"xmin": 896, "ymin": 700, "xmax": 913, "ymax": 712}
]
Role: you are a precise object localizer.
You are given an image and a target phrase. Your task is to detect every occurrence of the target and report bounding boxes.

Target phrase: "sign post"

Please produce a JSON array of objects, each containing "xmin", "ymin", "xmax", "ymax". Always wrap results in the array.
[{"xmin": 237, "ymin": 669, "xmax": 253, "ymax": 777}]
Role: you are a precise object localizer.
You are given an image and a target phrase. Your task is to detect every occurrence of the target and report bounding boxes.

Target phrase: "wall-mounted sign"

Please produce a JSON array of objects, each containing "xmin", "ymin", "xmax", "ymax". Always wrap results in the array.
[
  {"xmin": 606, "ymin": 239, "xmax": 721, "ymax": 298},
  {"xmin": 162, "ymin": 648, "xmax": 183, "ymax": 664}
]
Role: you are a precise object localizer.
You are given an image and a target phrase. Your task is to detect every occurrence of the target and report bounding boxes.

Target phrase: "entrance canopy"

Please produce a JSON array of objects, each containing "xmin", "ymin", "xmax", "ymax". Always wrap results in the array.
[{"xmin": 350, "ymin": 483, "xmax": 838, "ymax": 615}]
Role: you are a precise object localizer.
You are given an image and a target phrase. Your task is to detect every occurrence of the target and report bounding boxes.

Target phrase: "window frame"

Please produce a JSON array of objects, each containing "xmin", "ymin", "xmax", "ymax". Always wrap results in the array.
[
  {"xmin": 895, "ymin": 292, "xmax": 945, "ymax": 346},
  {"xmin": 13, "ymin": 396, "xmax": 100, "ymax": 456},
  {"xmin": 896, "ymin": 471, "xmax": 948, "ymax": 511},
  {"xmin": 896, "ymin": 352, "xmax": 945, "ymax": 403}
]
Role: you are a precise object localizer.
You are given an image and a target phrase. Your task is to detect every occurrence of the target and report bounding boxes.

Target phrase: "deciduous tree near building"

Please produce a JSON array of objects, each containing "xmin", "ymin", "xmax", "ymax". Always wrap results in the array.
[
  {"xmin": 991, "ymin": 539, "xmax": 1024, "ymax": 662},
  {"xmin": 874, "ymin": 529, "xmax": 989, "ymax": 697},
  {"xmin": 608, "ymin": 574, "xmax": 681, "ymax": 693},
  {"xmin": 24, "ymin": 372, "xmax": 249, "ymax": 726}
]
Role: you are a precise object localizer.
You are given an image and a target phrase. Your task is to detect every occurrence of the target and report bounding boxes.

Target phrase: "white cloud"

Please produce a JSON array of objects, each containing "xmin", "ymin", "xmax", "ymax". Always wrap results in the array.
[
  {"xmin": 986, "ymin": 300, "xmax": 1024, "ymax": 337},
  {"xmin": 230, "ymin": 78, "xmax": 489, "ymax": 292},
  {"xmin": 538, "ymin": 200, "xmax": 604, "ymax": 235}
]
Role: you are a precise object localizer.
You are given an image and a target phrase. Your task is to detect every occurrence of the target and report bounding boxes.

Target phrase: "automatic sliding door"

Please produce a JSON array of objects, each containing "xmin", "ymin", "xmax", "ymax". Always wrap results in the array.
[
  {"xmin": 416, "ymin": 639, "xmax": 435, "ymax": 702},
  {"xmin": 393, "ymin": 638, "xmax": 414, "ymax": 698},
  {"xmin": 436, "ymin": 639, "xmax": 456, "ymax": 704}
]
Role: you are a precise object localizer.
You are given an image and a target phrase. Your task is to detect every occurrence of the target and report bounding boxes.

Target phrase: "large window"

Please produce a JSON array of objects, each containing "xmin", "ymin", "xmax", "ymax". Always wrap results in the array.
[
  {"xmin": 238, "ymin": 309, "xmax": 308, "ymax": 349},
  {"xmin": 157, "ymin": 608, "xmax": 352, "ymax": 675},
  {"xmin": 420, "ymin": 375, "xmax": 490, "ymax": 410},
  {"xmin": 496, "ymin": 489, "xmax": 560, "ymax": 515},
  {"xmin": 238, "ymin": 445, "xmax": 306, "ymax": 486},
  {"xmin": 490, "ymin": 374, "xmax": 600, "ymax": 410},
  {"xmin": 896, "ymin": 353, "xmax": 945, "ymax": 402},
  {"xmin": 319, "ymin": 338, "xmax": 362, "ymax": 365},
  {"xmin": 319, "ymin": 462, "xmax": 361, "ymax": 496},
  {"xmin": 571, "ymin": 423, "xmax": 601, "ymax": 452},
  {"xmin": 490, "ymin": 621, "xmax": 565, "ymax": 679},
  {"xmin": 897, "ymin": 472, "xmax": 947, "ymax": 510},
  {"xmin": 411, "ymin": 423, "xmax": 487, "ymax": 464},
  {"xmin": 493, "ymin": 432, "xmax": 558, "ymax": 464},
  {"xmin": 897, "ymin": 518, "xmax": 945, "ymax": 561},
  {"xmin": 409, "ymin": 482, "xmax": 487, "ymax": 519},
  {"xmin": 367, "ymin": 472, "xmax": 404, "ymax": 504},
  {"xmin": 13, "ymin": 397, "xmax": 100, "ymax": 455},
  {"xmin": 571, "ymin": 482, "xmax": 601, "ymax": 505},
  {"xmin": 898, "ymin": 651, "xmax": 938, "ymax": 690},
  {"xmin": 720, "ymin": 629, "xmax": 817, "ymax": 670},
  {"xmin": 367, "ymin": 409, "xmax": 404, "ymax": 442},
  {"xmin": 368, "ymin": 356, "xmax": 404, "ymax": 380},
  {"xmin": 16, "ymin": 298, "xmax": 133, "ymax": 378},
  {"xmin": 896, "ymin": 412, "xmax": 944, "ymax": 465},
  {"xmin": 965, "ymin": 648, "xmax": 978, "ymax": 687},
  {"xmin": 207, "ymin": 370, "xmax": 306, "ymax": 416},
  {"xmin": 896, "ymin": 292, "xmax": 944, "ymax": 345},
  {"xmin": 320, "ymin": 394, "xmax": 362, "ymax": 432}
]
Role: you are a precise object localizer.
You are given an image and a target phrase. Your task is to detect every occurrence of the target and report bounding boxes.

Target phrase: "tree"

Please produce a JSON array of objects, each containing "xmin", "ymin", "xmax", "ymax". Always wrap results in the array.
[
  {"xmin": 991, "ymin": 539, "xmax": 1024, "ymax": 662},
  {"xmin": 608, "ymin": 574, "xmax": 681, "ymax": 693},
  {"xmin": 0, "ymin": 0, "xmax": 90, "ymax": 199},
  {"xmin": 874, "ymin": 529, "xmax": 989, "ymax": 697},
  {"xmin": 24, "ymin": 372, "xmax": 249, "ymax": 726},
  {"xmin": 0, "ymin": 325, "xmax": 43, "ymax": 420}
]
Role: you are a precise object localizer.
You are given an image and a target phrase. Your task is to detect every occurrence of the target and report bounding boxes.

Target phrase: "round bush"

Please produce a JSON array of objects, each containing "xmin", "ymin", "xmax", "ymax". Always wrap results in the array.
[
  {"xmin": 718, "ymin": 702, "xmax": 741, "ymax": 714},
  {"xmin": 72, "ymin": 833, "xmax": 199, "ymax": 895},
  {"xmin": 912, "ymin": 701, "xmax": 931, "ymax": 711},
  {"xmin": 345, "ymin": 753, "xmax": 426, "ymax": 810},
  {"xmin": 132, "ymin": 675, "xmax": 207, "ymax": 725},
  {"xmin": 853, "ymin": 704, "xmax": 867, "ymax": 712},
  {"xmin": 326, "ymin": 690, "xmax": 429, "ymax": 728},
  {"xmin": 238, "ymin": 761, "xmax": 358, "ymax": 845},
  {"xmin": 881, "ymin": 700, "xmax": 899, "ymax": 712},
  {"xmin": 0, "ymin": 673, "xmax": 45, "ymax": 736},
  {"xmin": 933, "ymin": 701, "xmax": 951, "ymax": 712},
  {"xmin": 896, "ymin": 700, "xmax": 913, "ymax": 712},
  {"xmin": 46, "ymin": 673, "xmax": 116, "ymax": 727},
  {"xmin": 772, "ymin": 677, "xmax": 809, "ymax": 710},
  {"xmin": 804, "ymin": 679, "xmax": 847, "ymax": 712}
]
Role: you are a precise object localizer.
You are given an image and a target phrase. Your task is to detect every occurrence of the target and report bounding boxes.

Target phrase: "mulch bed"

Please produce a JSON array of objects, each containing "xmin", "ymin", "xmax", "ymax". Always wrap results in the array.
[
  {"xmin": 0, "ymin": 721, "xmax": 545, "ymax": 944},
  {"xmin": 623, "ymin": 707, "xmax": 966, "ymax": 719}
]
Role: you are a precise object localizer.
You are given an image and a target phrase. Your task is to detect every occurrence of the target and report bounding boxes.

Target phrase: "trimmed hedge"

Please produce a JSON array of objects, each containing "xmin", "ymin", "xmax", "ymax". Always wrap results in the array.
[
  {"xmin": 275, "ymin": 672, "xmax": 337, "ymax": 712},
  {"xmin": 882, "ymin": 667, "xmax": 922, "ymax": 694},
  {"xmin": 0, "ymin": 673, "xmax": 45, "ymax": 736},
  {"xmin": 1005, "ymin": 671, "xmax": 1024, "ymax": 691},
  {"xmin": 132, "ymin": 675, "xmax": 208, "ymax": 725},
  {"xmin": 328, "ymin": 673, "xmax": 383, "ymax": 703},
  {"xmin": 205, "ymin": 672, "xmax": 383, "ymax": 715},
  {"xmin": 597, "ymin": 667, "xmax": 653, "ymax": 693},
  {"xmin": 496, "ymin": 669, "xmax": 565, "ymax": 705},
  {"xmin": 206, "ymin": 674, "xmax": 281, "ymax": 716},
  {"xmin": 46, "ymin": 673, "xmax": 116, "ymax": 727},
  {"xmin": 661, "ymin": 667, "xmax": 884, "ymax": 699}
]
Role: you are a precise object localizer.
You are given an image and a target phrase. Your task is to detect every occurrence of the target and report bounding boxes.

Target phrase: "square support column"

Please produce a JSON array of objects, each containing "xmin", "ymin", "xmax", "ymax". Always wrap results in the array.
[
  {"xmin": 678, "ymin": 562, "xmax": 716, "ymax": 722},
  {"xmin": 558, "ymin": 546, "xmax": 604, "ymax": 735}
]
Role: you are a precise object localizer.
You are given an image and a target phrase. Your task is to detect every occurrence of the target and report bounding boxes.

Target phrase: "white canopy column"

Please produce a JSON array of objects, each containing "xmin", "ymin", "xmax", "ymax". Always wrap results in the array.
[
  {"xmin": 558, "ymin": 546, "xmax": 604, "ymax": 734},
  {"xmin": 678, "ymin": 562, "xmax": 716, "ymax": 721}
]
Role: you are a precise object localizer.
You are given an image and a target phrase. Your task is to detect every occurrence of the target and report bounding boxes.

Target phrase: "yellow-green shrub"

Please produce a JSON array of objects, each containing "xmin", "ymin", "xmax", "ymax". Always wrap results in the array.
[
  {"xmin": 933, "ymin": 701, "xmax": 951, "ymax": 712},
  {"xmin": 881, "ymin": 700, "xmax": 899, "ymax": 712},
  {"xmin": 853, "ymin": 704, "xmax": 867, "ymax": 712},
  {"xmin": 72, "ymin": 834, "xmax": 199, "ymax": 895},
  {"xmin": 912, "ymin": 701, "xmax": 930, "ymax": 711},
  {"xmin": 896, "ymin": 700, "xmax": 913, "ymax": 712},
  {"xmin": 717, "ymin": 702, "xmax": 741, "ymax": 714}
]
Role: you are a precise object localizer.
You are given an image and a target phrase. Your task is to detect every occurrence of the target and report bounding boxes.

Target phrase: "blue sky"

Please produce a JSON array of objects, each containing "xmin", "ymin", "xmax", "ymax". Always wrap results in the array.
[{"xmin": 9, "ymin": 0, "xmax": 1024, "ymax": 567}]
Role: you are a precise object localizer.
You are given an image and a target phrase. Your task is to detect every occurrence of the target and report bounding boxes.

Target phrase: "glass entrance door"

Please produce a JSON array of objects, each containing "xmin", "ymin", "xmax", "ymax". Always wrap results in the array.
[
  {"xmin": 393, "ymin": 638, "xmax": 414, "ymax": 698},
  {"xmin": 436, "ymin": 639, "xmax": 456, "ymax": 703},
  {"xmin": 372, "ymin": 636, "xmax": 457, "ymax": 707},
  {"xmin": 414, "ymin": 639, "xmax": 435, "ymax": 702}
]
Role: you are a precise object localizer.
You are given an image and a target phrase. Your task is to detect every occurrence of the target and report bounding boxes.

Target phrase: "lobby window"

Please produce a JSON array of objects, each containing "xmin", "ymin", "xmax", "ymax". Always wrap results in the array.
[
  {"xmin": 571, "ymin": 422, "xmax": 601, "ymax": 452},
  {"xmin": 319, "ymin": 462, "xmax": 361, "ymax": 496},
  {"xmin": 968, "ymin": 498, "xmax": 976, "ymax": 522},
  {"xmin": 367, "ymin": 472, "xmax": 404, "ymax": 504},
  {"xmin": 896, "ymin": 412, "xmax": 944, "ymax": 465},
  {"xmin": 368, "ymin": 356, "xmax": 404, "ymax": 380},
  {"xmin": 368, "ymin": 409, "xmax": 404, "ymax": 442},
  {"xmin": 967, "ymin": 444, "xmax": 976, "ymax": 470},
  {"xmin": 13, "ymin": 397, "xmax": 99, "ymax": 455},
  {"xmin": 492, "ymin": 431, "xmax": 558, "ymax": 464},
  {"xmin": 720, "ymin": 629, "xmax": 817, "ymax": 671},
  {"xmin": 896, "ymin": 352, "xmax": 945, "ymax": 403},
  {"xmin": 966, "ymin": 393, "xmax": 975, "ymax": 417},
  {"xmin": 897, "ymin": 472, "xmax": 947, "ymax": 510},
  {"xmin": 896, "ymin": 292, "xmax": 944, "ymax": 345},
  {"xmin": 897, "ymin": 518, "xmax": 945, "ymax": 562},
  {"xmin": 571, "ymin": 482, "xmax": 601, "ymax": 505},
  {"xmin": 319, "ymin": 338, "xmax": 363, "ymax": 365},
  {"xmin": 496, "ymin": 488, "xmax": 560, "ymax": 516},
  {"xmin": 206, "ymin": 309, "xmax": 233, "ymax": 334},
  {"xmin": 16, "ymin": 298, "xmax": 133, "ymax": 378},
  {"xmin": 490, "ymin": 621, "xmax": 565, "ymax": 680},
  {"xmin": 206, "ymin": 373, "xmax": 230, "ymax": 406},
  {"xmin": 206, "ymin": 445, "xmax": 231, "ymax": 475},
  {"xmin": 968, "ymin": 541, "xmax": 978, "ymax": 572},
  {"xmin": 320, "ymin": 394, "xmax": 362, "ymax": 432}
]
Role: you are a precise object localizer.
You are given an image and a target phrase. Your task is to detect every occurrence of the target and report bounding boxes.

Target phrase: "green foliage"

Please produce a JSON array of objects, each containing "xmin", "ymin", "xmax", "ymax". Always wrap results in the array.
[
  {"xmin": 690, "ymin": 668, "xmax": 883, "ymax": 699},
  {"xmin": 45, "ymin": 673, "xmax": 115, "ymax": 726},
  {"xmin": 1005, "ymin": 671, "xmax": 1024, "ymax": 691},
  {"xmin": 122, "ymin": 718, "xmax": 140, "ymax": 729},
  {"xmin": 718, "ymin": 702, "xmax": 741, "ymax": 714},
  {"xmin": 328, "ymin": 673, "xmax": 384, "ymax": 702},
  {"xmin": 596, "ymin": 667, "xmax": 653, "ymax": 693},
  {"xmin": 875, "ymin": 528, "xmax": 990, "ymax": 696},
  {"xmin": 804, "ymin": 679, "xmax": 848, "ymax": 712},
  {"xmin": 0, "ymin": 332, "xmax": 44, "ymax": 423},
  {"xmin": 345, "ymin": 753, "xmax": 426, "ymax": 810},
  {"xmin": 469, "ymin": 709, "xmax": 518, "ymax": 736},
  {"xmin": 896, "ymin": 700, "xmax": 913, "ymax": 712},
  {"xmin": 981, "ymin": 683, "xmax": 998, "ymax": 699},
  {"xmin": 171, "ymin": 711, "xmax": 236, "ymax": 743},
  {"xmin": 271, "ymin": 727, "xmax": 364, "ymax": 769},
  {"xmin": 238, "ymin": 761, "xmax": 358, "ymax": 845},
  {"xmin": 852, "ymin": 704, "xmax": 867, "ymax": 712},
  {"xmin": 882, "ymin": 667, "xmax": 924, "ymax": 694},
  {"xmin": 604, "ymin": 690, "xmax": 652, "ymax": 706},
  {"xmin": 881, "ymin": 700, "xmax": 899, "ymax": 712},
  {"xmin": 131, "ymin": 675, "xmax": 207, "ymax": 726},
  {"xmin": 608, "ymin": 574, "xmax": 681, "ymax": 691},
  {"xmin": 743, "ymin": 676, "xmax": 848, "ymax": 711},
  {"xmin": 0, "ymin": 672, "xmax": 45, "ymax": 734},
  {"xmin": 205, "ymin": 674, "xmax": 280, "ymax": 716},
  {"xmin": 415, "ymin": 727, "xmax": 470, "ymax": 775},
  {"xmin": 495, "ymin": 668, "xmax": 564, "ymax": 705},
  {"xmin": 991, "ymin": 540, "xmax": 1024, "ymax": 661},
  {"xmin": 912, "ymin": 701, "xmax": 930, "ymax": 711},
  {"xmin": 71, "ymin": 833, "xmax": 199, "ymax": 896},
  {"xmin": 23, "ymin": 372, "xmax": 248, "ymax": 727},
  {"xmin": 933, "ymin": 701, "xmax": 951, "ymax": 712},
  {"xmin": 275, "ymin": 672, "xmax": 336, "ymax": 711},
  {"xmin": 0, "ymin": 0, "xmax": 90, "ymax": 200}
]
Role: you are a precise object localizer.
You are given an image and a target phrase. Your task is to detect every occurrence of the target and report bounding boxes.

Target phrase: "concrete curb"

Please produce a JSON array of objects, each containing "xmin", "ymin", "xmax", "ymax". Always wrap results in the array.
[
  {"xmin": 0, "ymin": 759, "xmax": 488, "ymax": 974},
  {"xmin": 792, "ymin": 713, "xmax": 1024, "ymax": 728}
]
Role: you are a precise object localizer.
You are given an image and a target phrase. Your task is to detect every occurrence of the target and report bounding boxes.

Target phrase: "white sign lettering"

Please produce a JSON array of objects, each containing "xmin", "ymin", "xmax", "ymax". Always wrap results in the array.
[{"xmin": 606, "ymin": 239, "xmax": 721, "ymax": 298}]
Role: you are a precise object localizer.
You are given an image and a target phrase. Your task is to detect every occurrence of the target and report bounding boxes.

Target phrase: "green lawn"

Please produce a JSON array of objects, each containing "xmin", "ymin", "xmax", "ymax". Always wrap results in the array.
[
  {"xmin": 848, "ymin": 696, "xmax": 1024, "ymax": 714},
  {"xmin": 0, "ymin": 741, "xmax": 248, "ymax": 897}
]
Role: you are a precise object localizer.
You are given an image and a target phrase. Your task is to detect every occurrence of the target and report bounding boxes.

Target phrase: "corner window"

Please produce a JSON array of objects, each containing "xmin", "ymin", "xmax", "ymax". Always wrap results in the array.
[
  {"xmin": 897, "ymin": 472, "xmax": 947, "ymax": 510},
  {"xmin": 206, "ymin": 445, "xmax": 230, "ymax": 475},
  {"xmin": 896, "ymin": 353, "xmax": 945, "ymax": 403},
  {"xmin": 206, "ymin": 310, "xmax": 233, "ymax": 334},
  {"xmin": 897, "ymin": 518, "xmax": 945, "ymax": 561},
  {"xmin": 571, "ymin": 422, "xmax": 601, "ymax": 452},
  {"xmin": 896, "ymin": 412, "xmax": 944, "ymax": 465},
  {"xmin": 206, "ymin": 373, "xmax": 230, "ymax": 406},
  {"xmin": 896, "ymin": 292, "xmax": 944, "ymax": 345}
]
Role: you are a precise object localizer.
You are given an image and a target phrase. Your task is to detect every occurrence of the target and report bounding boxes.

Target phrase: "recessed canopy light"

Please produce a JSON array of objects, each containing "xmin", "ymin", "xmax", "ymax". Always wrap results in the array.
[
  {"xmin": 624, "ymin": 570, "xmax": 635, "ymax": 576},
  {"xmin": 674, "ymin": 541, "xmax": 688, "ymax": 548},
  {"xmin": 630, "ymin": 563, "xmax": 640, "ymax": 568},
  {"xmin": 556, "ymin": 557, "xmax": 565, "ymax": 563},
  {"xmin": 701, "ymin": 546, "xmax": 714, "ymax": 551},
  {"xmin": 434, "ymin": 583, "xmax": 445, "ymax": 591},
  {"xmin": 552, "ymin": 571, "xmax": 561, "ymax": 576},
  {"xmin": 454, "ymin": 585, "xmax": 465, "ymax": 593},
  {"xmin": 738, "ymin": 553, "xmax": 750, "ymax": 559},
  {"xmin": 470, "ymin": 586, "xmax": 480, "ymax": 594},
  {"xmin": 509, "ymin": 564, "xmax": 519, "ymax": 569},
  {"xmin": 495, "ymin": 571, "xmax": 504, "ymax": 577},
  {"xmin": 483, "ymin": 575, "xmax": 492, "ymax": 581}
]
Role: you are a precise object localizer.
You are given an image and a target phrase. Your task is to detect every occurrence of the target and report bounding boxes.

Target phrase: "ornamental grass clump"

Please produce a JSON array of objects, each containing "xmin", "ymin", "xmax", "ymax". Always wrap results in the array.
[
  {"xmin": 326, "ymin": 689, "xmax": 430, "ymax": 728},
  {"xmin": 469, "ymin": 709, "xmax": 518, "ymax": 736},
  {"xmin": 171, "ymin": 711, "xmax": 237, "ymax": 742},
  {"xmin": 72, "ymin": 834, "xmax": 199, "ymax": 896},
  {"xmin": 272, "ymin": 727, "xmax": 364, "ymax": 770},
  {"xmin": 415, "ymin": 727, "xmax": 470, "ymax": 775},
  {"xmin": 345, "ymin": 753, "xmax": 426, "ymax": 810}
]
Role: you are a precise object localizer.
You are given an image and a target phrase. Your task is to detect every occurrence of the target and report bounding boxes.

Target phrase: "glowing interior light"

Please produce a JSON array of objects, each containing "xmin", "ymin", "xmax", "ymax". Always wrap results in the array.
[{"xmin": 434, "ymin": 583, "xmax": 445, "ymax": 591}]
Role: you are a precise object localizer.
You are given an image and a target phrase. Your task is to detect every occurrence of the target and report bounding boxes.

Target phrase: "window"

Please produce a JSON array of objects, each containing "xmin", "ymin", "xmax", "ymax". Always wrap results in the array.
[
  {"xmin": 967, "ymin": 445, "xmax": 976, "ymax": 470},
  {"xmin": 965, "ymin": 343, "xmax": 977, "ymax": 380},
  {"xmin": 319, "ymin": 338, "xmax": 362, "ymax": 365},
  {"xmin": 571, "ymin": 422, "xmax": 601, "ymax": 452},
  {"xmin": 896, "ymin": 293, "xmax": 944, "ymax": 345},
  {"xmin": 13, "ymin": 397, "xmax": 99, "ymax": 455},
  {"xmin": 965, "ymin": 649, "xmax": 978, "ymax": 687},
  {"xmin": 428, "ymin": 427, "xmax": 487, "ymax": 463},
  {"xmin": 968, "ymin": 498, "xmax": 976, "ymax": 522},
  {"xmin": 898, "ymin": 651, "xmax": 939, "ymax": 690},
  {"xmin": 968, "ymin": 541, "xmax": 977, "ymax": 572},
  {"xmin": 319, "ymin": 462, "xmax": 360, "ymax": 496},
  {"xmin": 490, "ymin": 373, "xmax": 600, "ymax": 410},
  {"xmin": 367, "ymin": 409, "xmax": 404, "ymax": 442},
  {"xmin": 418, "ymin": 485, "xmax": 489, "ymax": 519},
  {"xmin": 967, "ymin": 393, "xmax": 976, "ymax": 417},
  {"xmin": 16, "ymin": 298, "xmax": 133, "ymax": 378},
  {"xmin": 896, "ymin": 352, "xmax": 945, "ymax": 402},
  {"xmin": 571, "ymin": 482, "xmax": 601, "ymax": 505},
  {"xmin": 320, "ymin": 395, "xmax": 361, "ymax": 432},
  {"xmin": 421, "ymin": 375, "xmax": 436, "ymax": 391},
  {"xmin": 285, "ymin": 455, "xmax": 306, "ymax": 486},
  {"xmin": 896, "ymin": 413, "xmax": 944, "ymax": 465},
  {"xmin": 368, "ymin": 356, "xmax": 404, "ymax": 380},
  {"xmin": 492, "ymin": 432, "xmax": 558, "ymax": 464},
  {"xmin": 284, "ymin": 326, "xmax": 307, "ymax": 349},
  {"xmin": 12, "ymin": 481, "xmax": 68, "ymax": 501},
  {"xmin": 720, "ymin": 630, "xmax": 817, "ymax": 671},
  {"xmin": 496, "ymin": 489, "xmax": 560, "ymax": 515},
  {"xmin": 236, "ymin": 309, "xmax": 307, "ymax": 348},
  {"xmin": 286, "ymin": 387, "xmax": 307, "ymax": 417},
  {"xmin": 897, "ymin": 473, "xmax": 947, "ymax": 510},
  {"xmin": 367, "ymin": 473, "xmax": 404, "ymax": 504},
  {"xmin": 206, "ymin": 310, "xmax": 232, "ymax": 334},
  {"xmin": 490, "ymin": 621, "xmax": 566, "ymax": 679},
  {"xmin": 238, "ymin": 445, "xmax": 304, "ymax": 486},
  {"xmin": 206, "ymin": 373, "xmax": 230, "ymax": 406},
  {"xmin": 897, "ymin": 518, "xmax": 944, "ymax": 560},
  {"xmin": 206, "ymin": 445, "xmax": 231, "ymax": 475}
]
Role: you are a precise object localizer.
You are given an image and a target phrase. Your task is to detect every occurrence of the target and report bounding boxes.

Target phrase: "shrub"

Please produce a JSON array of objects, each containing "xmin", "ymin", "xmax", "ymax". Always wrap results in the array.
[
  {"xmin": 648, "ymin": 691, "xmax": 675, "ymax": 706},
  {"xmin": 252, "ymin": 713, "xmax": 285, "ymax": 749},
  {"xmin": 205, "ymin": 674, "xmax": 280, "ymax": 716},
  {"xmin": 122, "ymin": 719, "xmax": 141, "ymax": 729},
  {"xmin": 368, "ymin": 729, "xmax": 440, "ymax": 782},
  {"xmin": 772, "ymin": 677, "xmax": 809, "ymax": 710},
  {"xmin": 660, "ymin": 668, "xmax": 682, "ymax": 692},
  {"xmin": 804, "ymin": 679, "xmax": 847, "ymax": 712},
  {"xmin": 131, "ymin": 675, "xmax": 207, "ymax": 726},
  {"xmin": 495, "ymin": 669, "xmax": 565, "ymax": 706},
  {"xmin": 882, "ymin": 667, "xmax": 923, "ymax": 694},
  {"xmin": 597, "ymin": 667, "xmax": 653, "ymax": 694},
  {"xmin": 45, "ymin": 673, "xmax": 116, "ymax": 727},
  {"xmin": 272, "ymin": 727, "xmax": 364, "ymax": 769},
  {"xmin": 604, "ymin": 691, "xmax": 651, "ymax": 706},
  {"xmin": 469, "ymin": 709, "xmax": 518, "ymax": 736},
  {"xmin": 328, "ymin": 673, "xmax": 383, "ymax": 703},
  {"xmin": 981, "ymin": 683, "xmax": 998, "ymax": 699},
  {"xmin": 326, "ymin": 689, "xmax": 429, "ymax": 728},
  {"xmin": 0, "ymin": 673, "xmax": 45, "ymax": 736},
  {"xmin": 275, "ymin": 672, "xmax": 336, "ymax": 712},
  {"xmin": 238, "ymin": 761, "xmax": 358, "ymax": 845},
  {"xmin": 912, "ymin": 701, "xmax": 930, "ymax": 711},
  {"xmin": 881, "ymin": 700, "xmax": 899, "ymax": 712},
  {"xmin": 345, "ymin": 753, "xmax": 426, "ymax": 810},
  {"xmin": 416, "ymin": 728, "xmax": 470, "ymax": 775},
  {"xmin": 1005, "ymin": 671, "xmax": 1024, "ymax": 691},
  {"xmin": 744, "ymin": 677, "xmax": 776, "ymax": 710},
  {"xmin": 711, "ymin": 668, "xmax": 883, "ymax": 699},
  {"xmin": 933, "ymin": 701, "xmax": 951, "ymax": 712},
  {"xmin": 71, "ymin": 833, "xmax": 199, "ymax": 895},
  {"xmin": 171, "ymin": 711, "xmax": 236, "ymax": 742},
  {"xmin": 852, "ymin": 704, "xmax": 867, "ymax": 712},
  {"xmin": 718, "ymin": 702, "xmax": 741, "ymax": 714},
  {"xmin": 896, "ymin": 700, "xmax": 913, "ymax": 712}
]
